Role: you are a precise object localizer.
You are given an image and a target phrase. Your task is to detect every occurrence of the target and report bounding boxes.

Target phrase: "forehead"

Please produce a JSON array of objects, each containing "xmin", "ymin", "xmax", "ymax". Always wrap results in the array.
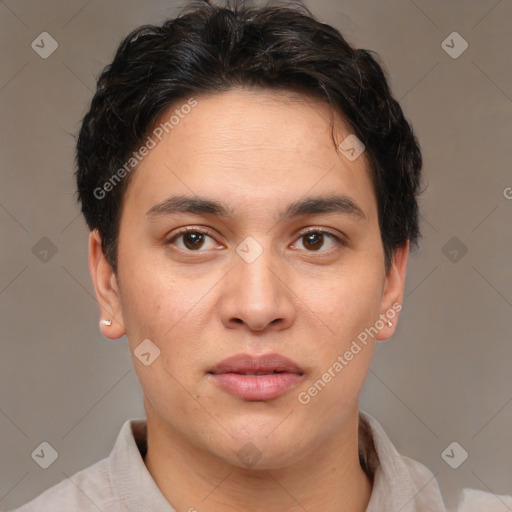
[
  {"xmin": 122, "ymin": 88, "xmax": 377, "ymax": 223},
  {"xmin": 151, "ymin": 88, "xmax": 354, "ymax": 164}
]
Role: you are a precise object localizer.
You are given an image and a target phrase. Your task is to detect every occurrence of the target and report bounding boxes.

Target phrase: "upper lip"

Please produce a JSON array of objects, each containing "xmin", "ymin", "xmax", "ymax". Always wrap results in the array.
[{"xmin": 208, "ymin": 353, "xmax": 304, "ymax": 375}]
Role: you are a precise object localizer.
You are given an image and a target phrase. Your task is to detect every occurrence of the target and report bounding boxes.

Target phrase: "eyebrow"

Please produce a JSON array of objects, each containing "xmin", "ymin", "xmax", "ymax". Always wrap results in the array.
[{"xmin": 146, "ymin": 194, "xmax": 367, "ymax": 222}]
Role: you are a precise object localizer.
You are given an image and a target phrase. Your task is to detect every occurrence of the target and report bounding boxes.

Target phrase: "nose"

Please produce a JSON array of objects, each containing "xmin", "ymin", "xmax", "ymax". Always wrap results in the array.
[{"xmin": 219, "ymin": 249, "xmax": 296, "ymax": 332}]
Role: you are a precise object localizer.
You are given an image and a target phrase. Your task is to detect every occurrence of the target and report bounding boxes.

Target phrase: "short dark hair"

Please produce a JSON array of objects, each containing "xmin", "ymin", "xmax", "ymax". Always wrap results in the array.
[{"xmin": 75, "ymin": 0, "xmax": 423, "ymax": 275}]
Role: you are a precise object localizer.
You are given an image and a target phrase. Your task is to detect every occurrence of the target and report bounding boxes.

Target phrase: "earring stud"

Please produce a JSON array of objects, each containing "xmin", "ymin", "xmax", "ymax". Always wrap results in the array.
[{"xmin": 100, "ymin": 319, "xmax": 112, "ymax": 326}]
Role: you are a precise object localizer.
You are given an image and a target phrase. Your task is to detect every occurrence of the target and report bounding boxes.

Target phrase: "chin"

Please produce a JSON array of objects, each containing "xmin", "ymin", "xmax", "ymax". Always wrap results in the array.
[{"xmin": 218, "ymin": 428, "xmax": 309, "ymax": 471}]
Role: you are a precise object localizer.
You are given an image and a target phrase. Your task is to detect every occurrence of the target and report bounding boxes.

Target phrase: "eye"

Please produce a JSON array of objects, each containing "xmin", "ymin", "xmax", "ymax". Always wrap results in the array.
[
  {"xmin": 165, "ymin": 227, "xmax": 344, "ymax": 253},
  {"xmin": 166, "ymin": 227, "xmax": 221, "ymax": 251},
  {"xmin": 291, "ymin": 229, "xmax": 343, "ymax": 252}
]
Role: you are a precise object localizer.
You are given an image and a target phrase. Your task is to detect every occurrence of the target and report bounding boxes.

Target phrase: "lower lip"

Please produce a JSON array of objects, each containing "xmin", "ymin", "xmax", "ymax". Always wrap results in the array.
[{"xmin": 208, "ymin": 372, "xmax": 303, "ymax": 401}]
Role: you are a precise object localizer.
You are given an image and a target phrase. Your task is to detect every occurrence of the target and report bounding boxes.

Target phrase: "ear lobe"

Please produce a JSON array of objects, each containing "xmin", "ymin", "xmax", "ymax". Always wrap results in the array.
[
  {"xmin": 88, "ymin": 229, "xmax": 126, "ymax": 339},
  {"xmin": 375, "ymin": 241, "xmax": 409, "ymax": 342}
]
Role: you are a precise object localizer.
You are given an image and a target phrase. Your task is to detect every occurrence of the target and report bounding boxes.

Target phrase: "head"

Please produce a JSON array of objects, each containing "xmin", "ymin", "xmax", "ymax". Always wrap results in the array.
[{"xmin": 79, "ymin": 0, "xmax": 422, "ymax": 469}]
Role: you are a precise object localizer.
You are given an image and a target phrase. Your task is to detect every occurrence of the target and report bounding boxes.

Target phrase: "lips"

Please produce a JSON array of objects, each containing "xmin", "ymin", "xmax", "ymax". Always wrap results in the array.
[
  {"xmin": 208, "ymin": 353, "xmax": 304, "ymax": 376},
  {"xmin": 207, "ymin": 353, "xmax": 304, "ymax": 401}
]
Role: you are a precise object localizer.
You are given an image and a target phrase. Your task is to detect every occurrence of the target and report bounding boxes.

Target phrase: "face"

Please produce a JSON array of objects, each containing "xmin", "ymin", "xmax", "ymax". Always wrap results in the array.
[{"xmin": 90, "ymin": 88, "xmax": 408, "ymax": 469}]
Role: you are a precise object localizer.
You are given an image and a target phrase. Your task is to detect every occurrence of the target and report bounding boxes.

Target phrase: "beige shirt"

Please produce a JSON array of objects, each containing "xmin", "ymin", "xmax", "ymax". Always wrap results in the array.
[{"xmin": 7, "ymin": 411, "xmax": 512, "ymax": 512}]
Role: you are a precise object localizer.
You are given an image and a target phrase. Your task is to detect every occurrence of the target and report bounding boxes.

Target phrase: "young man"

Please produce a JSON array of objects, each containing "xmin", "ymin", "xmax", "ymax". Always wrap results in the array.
[{"xmin": 10, "ymin": 1, "xmax": 511, "ymax": 511}]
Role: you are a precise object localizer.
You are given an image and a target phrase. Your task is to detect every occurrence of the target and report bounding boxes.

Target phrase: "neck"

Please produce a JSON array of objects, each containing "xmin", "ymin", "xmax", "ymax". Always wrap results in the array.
[{"xmin": 143, "ymin": 406, "xmax": 373, "ymax": 512}]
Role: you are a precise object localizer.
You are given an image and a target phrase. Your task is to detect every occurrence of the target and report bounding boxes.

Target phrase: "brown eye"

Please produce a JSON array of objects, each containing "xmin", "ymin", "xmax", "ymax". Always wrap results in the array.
[
  {"xmin": 292, "ymin": 230, "xmax": 342, "ymax": 252},
  {"xmin": 182, "ymin": 232, "xmax": 206, "ymax": 250},
  {"xmin": 302, "ymin": 232, "xmax": 324, "ymax": 251},
  {"xmin": 167, "ymin": 228, "xmax": 219, "ymax": 251}
]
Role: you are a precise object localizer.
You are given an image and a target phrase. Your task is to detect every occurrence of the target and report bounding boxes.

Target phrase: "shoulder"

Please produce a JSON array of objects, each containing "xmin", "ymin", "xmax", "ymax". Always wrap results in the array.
[
  {"xmin": 454, "ymin": 488, "xmax": 512, "ymax": 512},
  {"xmin": 400, "ymin": 455, "xmax": 512, "ymax": 512},
  {"xmin": 359, "ymin": 411, "xmax": 512, "ymax": 512},
  {"xmin": 7, "ymin": 457, "xmax": 114, "ymax": 512}
]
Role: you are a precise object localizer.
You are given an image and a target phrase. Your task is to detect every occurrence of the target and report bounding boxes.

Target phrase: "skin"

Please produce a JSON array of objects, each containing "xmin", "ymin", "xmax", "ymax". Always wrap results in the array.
[{"xmin": 89, "ymin": 88, "xmax": 409, "ymax": 512}]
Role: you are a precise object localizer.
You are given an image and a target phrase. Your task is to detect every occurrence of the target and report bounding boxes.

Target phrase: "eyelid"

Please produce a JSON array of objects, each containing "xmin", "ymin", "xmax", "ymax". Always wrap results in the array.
[
  {"xmin": 291, "ymin": 227, "xmax": 347, "ymax": 252},
  {"xmin": 295, "ymin": 226, "xmax": 346, "ymax": 242},
  {"xmin": 164, "ymin": 226, "xmax": 221, "ymax": 248}
]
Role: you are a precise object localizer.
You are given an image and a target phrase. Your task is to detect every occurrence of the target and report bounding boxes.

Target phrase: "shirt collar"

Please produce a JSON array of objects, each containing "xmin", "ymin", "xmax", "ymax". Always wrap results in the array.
[
  {"xmin": 360, "ymin": 410, "xmax": 447, "ymax": 512},
  {"xmin": 108, "ymin": 417, "xmax": 176, "ymax": 511}
]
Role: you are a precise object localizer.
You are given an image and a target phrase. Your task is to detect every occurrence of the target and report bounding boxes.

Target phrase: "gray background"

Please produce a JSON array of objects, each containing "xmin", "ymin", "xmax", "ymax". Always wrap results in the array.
[{"xmin": 1, "ymin": 0, "xmax": 511, "ymax": 510}]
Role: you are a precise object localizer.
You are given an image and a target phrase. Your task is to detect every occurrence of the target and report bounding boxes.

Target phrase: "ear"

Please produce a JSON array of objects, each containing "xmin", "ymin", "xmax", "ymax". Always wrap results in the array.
[
  {"xmin": 375, "ymin": 241, "xmax": 409, "ymax": 342},
  {"xmin": 88, "ymin": 229, "xmax": 126, "ymax": 339}
]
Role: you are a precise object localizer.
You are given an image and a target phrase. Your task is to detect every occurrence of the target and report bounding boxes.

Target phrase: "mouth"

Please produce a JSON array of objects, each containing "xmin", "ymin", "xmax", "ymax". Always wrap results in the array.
[
  {"xmin": 207, "ymin": 352, "xmax": 304, "ymax": 375},
  {"xmin": 207, "ymin": 353, "xmax": 304, "ymax": 401},
  {"xmin": 213, "ymin": 370, "xmax": 293, "ymax": 375}
]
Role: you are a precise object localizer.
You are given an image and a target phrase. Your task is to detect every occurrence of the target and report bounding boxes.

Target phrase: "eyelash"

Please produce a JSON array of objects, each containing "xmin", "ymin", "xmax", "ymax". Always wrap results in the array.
[{"xmin": 165, "ymin": 226, "xmax": 345, "ymax": 253}]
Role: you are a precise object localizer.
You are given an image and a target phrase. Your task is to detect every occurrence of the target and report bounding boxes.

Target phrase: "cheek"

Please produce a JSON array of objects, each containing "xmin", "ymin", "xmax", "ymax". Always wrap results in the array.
[
  {"xmin": 120, "ymin": 273, "xmax": 213, "ymax": 381},
  {"xmin": 118, "ymin": 256, "xmax": 191, "ymax": 338},
  {"xmin": 297, "ymin": 263, "xmax": 383, "ymax": 336}
]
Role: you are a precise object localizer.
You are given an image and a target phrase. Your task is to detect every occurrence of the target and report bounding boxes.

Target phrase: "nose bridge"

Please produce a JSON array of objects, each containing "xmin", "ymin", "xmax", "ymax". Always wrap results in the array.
[
  {"xmin": 220, "ymin": 237, "xmax": 295, "ymax": 330},
  {"xmin": 235, "ymin": 240, "xmax": 282, "ymax": 305}
]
